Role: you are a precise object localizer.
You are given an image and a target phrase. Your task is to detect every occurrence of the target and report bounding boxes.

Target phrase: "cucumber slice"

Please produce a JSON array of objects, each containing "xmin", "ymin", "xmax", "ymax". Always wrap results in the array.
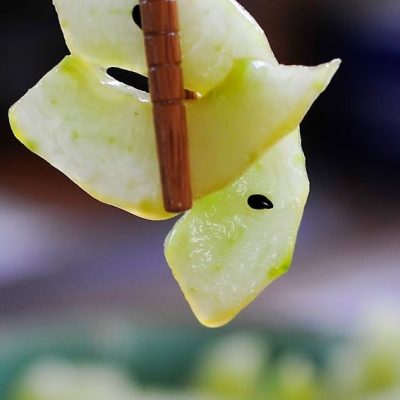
[
  {"xmin": 165, "ymin": 130, "xmax": 309, "ymax": 327},
  {"xmin": 9, "ymin": 56, "xmax": 337, "ymax": 220},
  {"xmin": 8, "ymin": 0, "xmax": 340, "ymax": 325},
  {"xmin": 53, "ymin": 0, "xmax": 277, "ymax": 94}
]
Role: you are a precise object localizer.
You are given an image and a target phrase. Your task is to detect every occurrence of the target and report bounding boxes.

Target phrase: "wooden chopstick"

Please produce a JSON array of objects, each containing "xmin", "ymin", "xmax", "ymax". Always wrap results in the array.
[{"xmin": 139, "ymin": 0, "xmax": 193, "ymax": 213}]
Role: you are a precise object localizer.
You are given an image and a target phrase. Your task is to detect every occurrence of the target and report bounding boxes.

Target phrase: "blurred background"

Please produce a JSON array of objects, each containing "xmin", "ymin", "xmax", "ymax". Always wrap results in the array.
[{"xmin": 0, "ymin": 0, "xmax": 399, "ymax": 399}]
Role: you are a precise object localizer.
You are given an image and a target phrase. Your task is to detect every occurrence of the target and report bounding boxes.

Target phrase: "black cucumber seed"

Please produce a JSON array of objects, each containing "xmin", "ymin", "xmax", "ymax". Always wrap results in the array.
[
  {"xmin": 107, "ymin": 67, "xmax": 149, "ymax": 92},
  {"xmin": 132, "ymin": 5, "xmax": 142, "ymax": 29},
  {"xmin": 247, "ymin": 194, "xmax": 274, "ymax": 210}
]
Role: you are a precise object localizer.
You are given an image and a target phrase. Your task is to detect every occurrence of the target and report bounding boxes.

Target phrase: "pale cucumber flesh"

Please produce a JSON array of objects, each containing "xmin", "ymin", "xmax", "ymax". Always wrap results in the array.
[
  {"xmin": 53, "ymin": 0, "xmax": 277, "ymax": 95},
  {"xmin": 165, "ymin": 130, "xmax": 309, "ymax": 327},
  {"xmin": 10, "ymin": 56, "xmax": 337, "ymax": 220}
]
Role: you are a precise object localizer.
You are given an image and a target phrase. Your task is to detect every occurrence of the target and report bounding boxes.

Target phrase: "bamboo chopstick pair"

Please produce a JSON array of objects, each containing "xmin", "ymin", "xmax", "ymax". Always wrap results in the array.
[{"xmin": 140, "ymin": 0, "xmax": 195, "ymax": 213}]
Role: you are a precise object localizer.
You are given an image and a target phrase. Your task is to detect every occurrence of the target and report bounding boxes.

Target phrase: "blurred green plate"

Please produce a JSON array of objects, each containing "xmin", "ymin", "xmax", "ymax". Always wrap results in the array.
[{"xmin": 0, "ymin": 317, "xmax": 336, "ymax": 398}]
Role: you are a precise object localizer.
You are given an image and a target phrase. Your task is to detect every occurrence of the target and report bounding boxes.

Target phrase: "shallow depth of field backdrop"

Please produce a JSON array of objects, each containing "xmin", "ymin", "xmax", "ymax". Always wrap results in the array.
[{"xmin": 0, "ymin": 0, "xmax": 399, "ymax": 399}]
